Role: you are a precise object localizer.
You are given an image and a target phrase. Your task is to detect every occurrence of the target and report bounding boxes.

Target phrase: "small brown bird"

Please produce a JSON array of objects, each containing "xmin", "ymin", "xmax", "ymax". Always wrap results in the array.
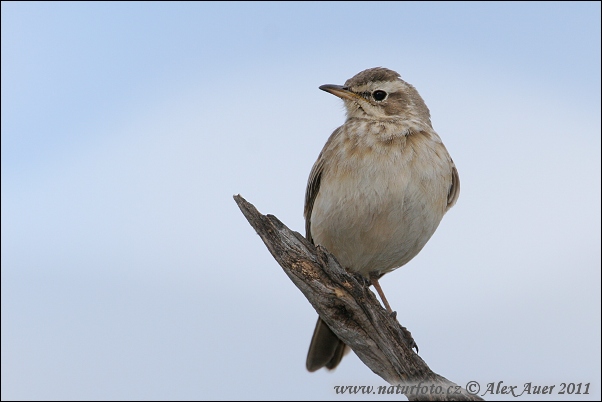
[{"xmin": 304, "ymin": 67, "xmax": 460, "ymax": 372}]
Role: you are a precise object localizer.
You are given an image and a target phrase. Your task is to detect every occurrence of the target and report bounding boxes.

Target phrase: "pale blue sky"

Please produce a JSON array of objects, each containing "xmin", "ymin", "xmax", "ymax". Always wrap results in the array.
[{"xmin": 2, "ymin": 2, "xmax": 601, "ymax": 400}]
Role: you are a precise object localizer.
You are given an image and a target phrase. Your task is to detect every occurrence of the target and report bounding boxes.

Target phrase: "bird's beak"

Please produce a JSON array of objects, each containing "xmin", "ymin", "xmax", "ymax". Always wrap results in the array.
[{"xmin": 319, "ymin": 84, "xmax": 361, "ymax": 102}]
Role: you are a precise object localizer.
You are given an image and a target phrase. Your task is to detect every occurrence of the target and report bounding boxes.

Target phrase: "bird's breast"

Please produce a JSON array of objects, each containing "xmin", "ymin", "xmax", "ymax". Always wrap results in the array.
[{"xmin": 310, "ymin": 127, "xmax": 452, "ymax": 276}]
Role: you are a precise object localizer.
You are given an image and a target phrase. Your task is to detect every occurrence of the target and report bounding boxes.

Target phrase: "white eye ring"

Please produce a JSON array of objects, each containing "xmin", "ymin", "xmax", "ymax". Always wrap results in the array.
[{"xmin": 372, "ymin": 90, "xmax": 387, "ymax": 101}]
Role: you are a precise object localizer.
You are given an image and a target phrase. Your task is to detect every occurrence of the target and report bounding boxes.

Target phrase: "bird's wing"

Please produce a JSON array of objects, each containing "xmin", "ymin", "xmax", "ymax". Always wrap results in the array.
[
  {"xmin": 447, "ymin": 164, "xmax": 460, "ymax": 209},
  {"xmin": 304, "ymin": 127, "xmax": 343, "ymax": 243},
  {"xmin": 304, "ymin": 157, "xmax": 323, "ymax": 244}
]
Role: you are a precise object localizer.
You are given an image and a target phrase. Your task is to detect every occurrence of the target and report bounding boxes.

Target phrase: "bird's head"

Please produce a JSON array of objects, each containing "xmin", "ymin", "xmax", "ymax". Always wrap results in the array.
[{"xmin": 320, "ymin": 67, "xmax": 431, "ymax": 125}]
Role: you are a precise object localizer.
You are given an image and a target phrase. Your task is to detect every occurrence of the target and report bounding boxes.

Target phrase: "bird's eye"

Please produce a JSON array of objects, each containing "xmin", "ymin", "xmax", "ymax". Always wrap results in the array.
[{"xmin": 372, "ymin": 90, "xmax": 387, "ymax": 101}]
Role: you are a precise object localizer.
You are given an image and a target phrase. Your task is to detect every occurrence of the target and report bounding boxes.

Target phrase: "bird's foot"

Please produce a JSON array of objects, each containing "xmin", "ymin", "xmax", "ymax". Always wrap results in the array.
[
  {"xmin": 354, "ymin": 272, "xmax": 371, "ymax": 287},
  {"xmin": 399, "ymin": 323, "xmax": 419, "ymax": 353}
]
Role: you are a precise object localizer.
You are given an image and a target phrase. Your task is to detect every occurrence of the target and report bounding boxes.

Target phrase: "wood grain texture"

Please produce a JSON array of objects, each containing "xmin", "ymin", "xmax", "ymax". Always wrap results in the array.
[{"xmin": 234, "ymin": 194, "xmax": 483, "ymax": 401}]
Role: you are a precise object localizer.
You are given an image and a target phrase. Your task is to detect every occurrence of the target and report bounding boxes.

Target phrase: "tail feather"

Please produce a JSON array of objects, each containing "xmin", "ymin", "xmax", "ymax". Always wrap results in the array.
[{"xmin": 306, "ymin": 317, "xmax": 348, "ymax": 371}]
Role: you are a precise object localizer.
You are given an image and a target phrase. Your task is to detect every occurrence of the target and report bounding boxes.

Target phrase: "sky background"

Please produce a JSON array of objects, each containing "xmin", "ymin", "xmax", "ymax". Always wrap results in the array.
[{"xmin": 1, "ymin": 2, "xmax": 600, "ymax": 401}]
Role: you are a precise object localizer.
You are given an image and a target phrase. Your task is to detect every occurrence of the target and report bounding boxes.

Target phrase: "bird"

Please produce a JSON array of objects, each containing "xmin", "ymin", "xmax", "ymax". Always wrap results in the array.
[{"xmin": 304, "ymin": 67, "xmax": 460, "ymax": 372}]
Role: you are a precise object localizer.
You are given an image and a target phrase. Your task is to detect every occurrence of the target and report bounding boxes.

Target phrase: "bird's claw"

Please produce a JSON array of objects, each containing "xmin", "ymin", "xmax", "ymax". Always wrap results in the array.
[{"xmin": 399, "ymin": 324, "xmax": 419, "ymax": 353}]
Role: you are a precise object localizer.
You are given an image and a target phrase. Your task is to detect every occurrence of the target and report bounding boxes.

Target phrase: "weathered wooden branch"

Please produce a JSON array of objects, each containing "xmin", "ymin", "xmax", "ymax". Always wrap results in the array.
[{"xmin": 234, "ymin": 194, "xmax": 483, "ymax": 401}]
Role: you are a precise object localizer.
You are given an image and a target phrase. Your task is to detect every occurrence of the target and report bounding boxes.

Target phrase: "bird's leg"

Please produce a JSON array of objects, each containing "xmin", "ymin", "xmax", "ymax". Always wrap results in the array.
[
  {"xmin": 369, "ymin": 273, "xmax": 418, "ymax": 352},
  {"xmin": 369, "ymin": 273, "xmax": 395, "ymax": 317}
]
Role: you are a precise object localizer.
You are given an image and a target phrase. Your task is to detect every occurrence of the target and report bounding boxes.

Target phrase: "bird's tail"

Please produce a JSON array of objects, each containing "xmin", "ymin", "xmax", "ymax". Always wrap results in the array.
[{"xmin": 306, "ymin": 317, "xmax": 348, "ymax": 371}]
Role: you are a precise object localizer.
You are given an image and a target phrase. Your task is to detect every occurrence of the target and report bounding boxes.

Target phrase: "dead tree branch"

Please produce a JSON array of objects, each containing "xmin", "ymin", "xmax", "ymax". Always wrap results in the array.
[{"xmin": 234, "ymin": 194, "xmax": 483, "ymax": 401}]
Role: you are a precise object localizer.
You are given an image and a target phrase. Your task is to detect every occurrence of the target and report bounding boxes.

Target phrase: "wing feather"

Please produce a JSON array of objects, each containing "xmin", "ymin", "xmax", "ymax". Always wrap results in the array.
[
  {"xmin": 304, "ymin": 158, "xmax": 323, "ymax": 244},
  {"xmin": 447, "ymin": 164, "xmax": 460, "ymax": 209}
]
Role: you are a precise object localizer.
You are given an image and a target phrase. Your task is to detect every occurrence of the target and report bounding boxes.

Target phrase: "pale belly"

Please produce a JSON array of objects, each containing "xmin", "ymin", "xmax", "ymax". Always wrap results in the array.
[{"xmin": 310, "ymin": 153, "xmax": 449, "ymax": 277}]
